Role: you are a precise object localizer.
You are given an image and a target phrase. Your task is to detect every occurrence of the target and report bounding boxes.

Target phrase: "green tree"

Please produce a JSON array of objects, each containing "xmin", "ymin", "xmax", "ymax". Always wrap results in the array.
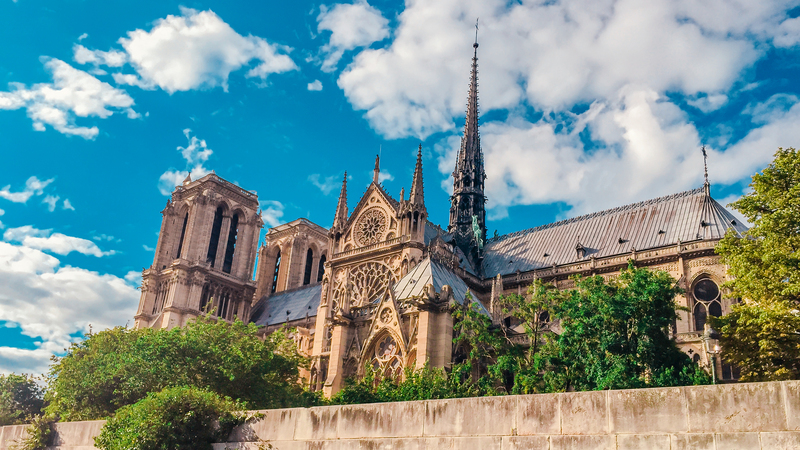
[
  {"xmin": 0, "ymin": 374, "xmax": 44, "ymax": 425},
  {"xmin": 45, "ymin": 317, "xmax": 316, "ymax": 421},
  {"xmin": 544, "ymin": 264, "xmax": 709, "ymax": 391},
  {"xmin": 714, "ymin": 147, "xmax": 800, "ymax": 380}
]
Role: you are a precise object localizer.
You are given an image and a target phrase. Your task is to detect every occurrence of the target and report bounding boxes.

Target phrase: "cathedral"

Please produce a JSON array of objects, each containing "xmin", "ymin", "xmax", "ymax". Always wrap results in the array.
[{"xmin": 133, "ymin": 40, "xmax": 747, "ymax": 396}]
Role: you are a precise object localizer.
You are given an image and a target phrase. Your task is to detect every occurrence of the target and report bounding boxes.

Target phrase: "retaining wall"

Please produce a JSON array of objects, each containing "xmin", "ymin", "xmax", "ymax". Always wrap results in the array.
[{"xmin": 1, "ymin": 381, "xmax": 798, "ymax": 450}]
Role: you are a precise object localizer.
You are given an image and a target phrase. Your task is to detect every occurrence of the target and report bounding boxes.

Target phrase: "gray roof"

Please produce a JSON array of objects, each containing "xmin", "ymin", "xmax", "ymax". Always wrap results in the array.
[
  {"xmin": 250, "ymin": 284, "xmax": 321, "ymax": 327},
  {"xmin": 483, "ymin": 188, "xmax": 747, "ymax": 278},
  {"xmin": 393, "ymin": 257, "xmax": 488, "ymax": 314}
]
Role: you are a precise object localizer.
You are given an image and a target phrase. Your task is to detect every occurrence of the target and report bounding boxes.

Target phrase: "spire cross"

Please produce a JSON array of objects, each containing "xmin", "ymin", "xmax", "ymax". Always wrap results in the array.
[{"xmin": 474, "ymin": 18, "xmax": 479, "ymax": 47}]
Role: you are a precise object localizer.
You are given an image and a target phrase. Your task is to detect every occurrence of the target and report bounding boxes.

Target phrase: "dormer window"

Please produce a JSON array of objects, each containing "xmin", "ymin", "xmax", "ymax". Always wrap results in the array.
[{"xmin": 576, "ymin": 242, "xmax": 586, "ymax": 259}]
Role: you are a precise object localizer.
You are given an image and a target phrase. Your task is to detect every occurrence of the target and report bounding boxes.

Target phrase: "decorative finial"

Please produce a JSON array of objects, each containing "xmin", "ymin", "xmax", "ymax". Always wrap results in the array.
[
  {"xmin": 474, "ymin": 18, "xmax": 479, "ymax": 49},
  {"xmin": 373, "ymin": 154, "xmax": 380, "ymax": 184},
  {"xmin": 702, "ymin": 145, "xmax": 710, "ymax": 196}
]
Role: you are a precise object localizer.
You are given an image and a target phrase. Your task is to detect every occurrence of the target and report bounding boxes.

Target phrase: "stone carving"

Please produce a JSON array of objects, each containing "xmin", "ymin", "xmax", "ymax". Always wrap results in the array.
[
  {"xmin": 349, "ymin": 262, "xmax": 394, "ymax": 307},
  {"xmin": 355, "ymin": 207, "xmax": 387, "ymax": 246}
]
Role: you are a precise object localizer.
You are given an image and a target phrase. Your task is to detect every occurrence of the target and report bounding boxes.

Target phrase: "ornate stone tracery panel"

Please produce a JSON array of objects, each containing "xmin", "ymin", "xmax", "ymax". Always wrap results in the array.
[
  {"xmin": 370, "ymin": 333, "xmax": 403, "ymax": 379},
  {"xmin": 355, "ymin": 207, "xmax": 387, "ymax": 246},
  {"xmin": 350, "ymin": 262, "xmax": 394, "ymax": 307}
]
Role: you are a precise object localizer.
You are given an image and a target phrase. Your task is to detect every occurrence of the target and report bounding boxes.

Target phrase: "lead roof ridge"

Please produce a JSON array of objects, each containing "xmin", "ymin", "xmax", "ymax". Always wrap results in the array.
[{"xmin": 487, "ymin": 187, "xmax": 706, "ymax": 245}]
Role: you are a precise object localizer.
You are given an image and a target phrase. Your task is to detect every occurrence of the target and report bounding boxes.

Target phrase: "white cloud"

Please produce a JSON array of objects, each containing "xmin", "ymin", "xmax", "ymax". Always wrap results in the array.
[
  {"xmin": 307, "ymin": 80, "xmax": 323, "ymax": 91},
  {"xmin": 143, "ymin": 244, "xmax": 155, "ymax": 252},
  {"xmin": 260, "ymin": 200, "xmax": 285, "ymax": 227},
  {"xmin": 3, "ymin": 225, "xmax": 115, "ymax": 257},
  {"xmin": 158, "ymin": 129, "xmax": 214, "ymax": 195},
  {"xmin": 378, "ymin": 170, "xmax": 393, "ymax": 183},
  {"xmin": 334, "ymin": 0, "xmax": 795, "ymax": 139},
  {"xmin": 42, "ymin": 195, "xmax": 59, "ymax": 212},
  {"xmin": 0, "ymin": 58, "xmax": 137, "ymax": 138},
  {"xmin": 317, "ymin": 0, "xmax": 390, "ymax": 72},
  {"xmin": 62, "ymin": 199, "xmax": 75, "ymax": 211},
  {"xmin": 308, "ymin": 173, "xmax": 339, "ymax": 195},
  {"xmin": 687, "ymin": 93, "xmax": 729, "ymax": 112},
  {"xmin": 0, "ymin": 241, "xmax": 138, "ymax": 375},
  {"xmin": 109, "ymin": 8, "xmax": 297, "ymax": 93},
  {"xmin": 0, "ymin": 176, "xmax": 53, "ymax": 203},
  {"xmin": 124, "ymin": 270, "xmax": 142, "ymax": 287},
  {"xmin": 73, "ymin": 44, "xmax": 127, "ymax": 67}
]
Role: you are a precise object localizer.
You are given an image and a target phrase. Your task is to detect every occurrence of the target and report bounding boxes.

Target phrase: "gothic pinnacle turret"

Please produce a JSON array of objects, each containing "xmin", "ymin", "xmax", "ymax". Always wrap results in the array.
[
  {"xmin": 448, "ymin": 30, "xmax": 487, "ymax": 268},
  {"xmin": 333, "ymin": 172, "xmax": 348, "ymax": 231},
  {"xmin": 410, "ymin": 144, "xmax": 425, "ymax": 207}
]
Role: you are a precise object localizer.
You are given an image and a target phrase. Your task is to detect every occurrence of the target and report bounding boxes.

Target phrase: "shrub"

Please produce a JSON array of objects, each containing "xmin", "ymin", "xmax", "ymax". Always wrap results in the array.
[{"xmin": 94, "ymin": 386, "xmax": 243, "ymax": 450}]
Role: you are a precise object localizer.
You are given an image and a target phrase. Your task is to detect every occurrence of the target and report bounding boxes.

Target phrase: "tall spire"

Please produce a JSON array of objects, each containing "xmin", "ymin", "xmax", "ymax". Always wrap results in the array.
[
  {"xmin": 333, "ymin": 172, "xmax": 348, "ymax": 230},
  {"xmin": 410, "ymin": 144, "xmax": 425, "ymax": 206},
  {"xmin": 373, "ymin": 155, "xmax": 380, "ymax": 184},
  {"xmin": 448, "ymin": 25, "xmax": 487, "ymax": 270},
  {"xmin": 702, "ymin": 145, "xmax": 710, "ymax": 196}
]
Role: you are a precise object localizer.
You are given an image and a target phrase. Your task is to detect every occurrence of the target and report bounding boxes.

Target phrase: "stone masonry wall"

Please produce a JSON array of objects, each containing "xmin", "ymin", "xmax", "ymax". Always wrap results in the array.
[{"xmin": 1, "ymin": 381, "xmax": 798, "ymax": 450}]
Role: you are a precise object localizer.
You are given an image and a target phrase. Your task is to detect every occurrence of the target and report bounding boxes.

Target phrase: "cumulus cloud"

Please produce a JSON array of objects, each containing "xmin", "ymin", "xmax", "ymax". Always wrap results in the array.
[
  {"xmin": 42, "ymin": 195, "xmax": 59, "ymax": 212},
  {"xmin": 0, "ymin": 241, "xmax": 138, "ymax": 374},
  {"xmin": 3, "ymin": 225, "xmax": 115, "ymax": 257},
  {"xmin": 0, "ymin": 58, "xmax": 137, "ymax": 138},
  {"xmin": 378, "ymin": 170, "xmax": 393, "ymax": 183},
  {"xmin": 331, "ymin": 0, "xmax": 800, "ymax": 220},
  {"xmin": 90, "ymin": 8, "xmax": 298, "ymax": 93},
  {"xmin": 62, "ymin": 199, "xmax": 75, "ymax": 211},
  {"xmin": 260, "ymin": 200, "xmax": 285, "ymax": 227},
  {"xmin": 308, "ymin": 173, "xmax": 339, "ymax": 195},
  {"xmin": 317, "ymin": 0, "xmax": 390, "ymax": 72},
  {"xmin": 307, "ymin": 80, "xmax": 323, "ymax": 91},
  {"xmin": 158, "ymin": 129, "xmax": 214, "ymax": 195},
  {"xmin": 0, "ymin": 176, "xmax": 53, "ymax": 203}
]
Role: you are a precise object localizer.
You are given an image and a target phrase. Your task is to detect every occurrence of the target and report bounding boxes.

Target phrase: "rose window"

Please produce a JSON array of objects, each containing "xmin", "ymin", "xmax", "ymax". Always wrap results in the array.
[
  {"xmin": 355, "ymin": 208, "xmax": 387, "ymax": 246},
  {"xmin": 371, "ymin": 334, "xmax": 403, "ymax": 380}
]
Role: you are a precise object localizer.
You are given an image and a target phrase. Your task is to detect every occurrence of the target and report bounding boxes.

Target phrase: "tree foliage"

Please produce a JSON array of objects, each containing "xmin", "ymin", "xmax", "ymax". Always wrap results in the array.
[
  {"xmin": 450, "ymin": 265, "xmax": 709, "ymax": 395},
  {"xmin": 0, "ymin": 374, "xmax": 44, "ymax": 426},
  {"xmin": 545, "ymin": 265, "xmax": 710, "ymax": 391},
  {"xmin": 94, "ymin": 386, "xmax": 244, "ymax": 450},
  {"xmin": 45, "ymin": 317, "xmax": 317, "ymax": 421},
  {"xmin": 714, "ymin": 147, "xmax": 800, "ymax": 381}
]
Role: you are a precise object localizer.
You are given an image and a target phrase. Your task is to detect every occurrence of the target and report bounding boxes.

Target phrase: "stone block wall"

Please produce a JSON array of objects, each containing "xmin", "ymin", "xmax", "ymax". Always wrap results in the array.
[{"xmin": 1, "ymin": 381, "xmax": 798, "ymax": 450}]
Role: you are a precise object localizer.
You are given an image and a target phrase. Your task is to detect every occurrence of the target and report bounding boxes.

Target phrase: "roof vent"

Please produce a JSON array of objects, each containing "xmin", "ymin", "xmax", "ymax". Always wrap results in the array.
[
  {"xmin": 576, "ymin": 242, "xmax": 586, "ymax": 259},
  {"xmin": 731, "ymin": 219, "xmax": 737, "ymax": 225},
  {"xmin": 543, "ymin": 253, "xmax": 550, "ymax": 257},
  {"xmin": 658, "ymin": 230, "xmax": 665, "ymax": 235},
  {"xmin": 618, "ymin": 238, "xmax": 626, "ymax": 244},
  {"xmin": 508, "ymin": 260, "xmax": 513, "ymax": 265},
  {"xmin": 700, "ymin": 220, "xmax": 708, "ymax": 227}
]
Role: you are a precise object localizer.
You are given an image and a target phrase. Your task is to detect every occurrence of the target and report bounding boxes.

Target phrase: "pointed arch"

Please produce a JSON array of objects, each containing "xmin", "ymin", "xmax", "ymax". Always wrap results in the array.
[
  {"xmin": 317, "ymin": 253, "xmax": 327, "ymax": 282},
  {"xmin": 303, "ymin": 247, "xmax": 314, "ymax": 285}
]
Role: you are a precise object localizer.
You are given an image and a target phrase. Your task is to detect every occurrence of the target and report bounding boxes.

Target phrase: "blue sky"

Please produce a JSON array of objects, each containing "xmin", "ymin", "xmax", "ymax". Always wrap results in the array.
[{"xmin": 1, "ymin": 0, "xmax": 800, "ymax": 374}]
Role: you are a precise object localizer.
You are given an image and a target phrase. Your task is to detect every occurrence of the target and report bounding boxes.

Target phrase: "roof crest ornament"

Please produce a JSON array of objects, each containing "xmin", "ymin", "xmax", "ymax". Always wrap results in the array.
[
  {"xmin": 702, "ymin": 145, "xmax": 710, "ymax": 196},
  {"xmin": 373, "ymin": 154, "xmax": 380, "ymax": 184}
]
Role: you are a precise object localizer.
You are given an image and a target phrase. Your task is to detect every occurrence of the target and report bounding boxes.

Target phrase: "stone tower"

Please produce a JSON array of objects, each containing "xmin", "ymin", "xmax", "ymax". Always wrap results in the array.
[
  {"xmin": 134, "ymin": 173, "xmax": 262, "ymax": 330},
  {"xmin": 448, "ymin": 38, "xmax": 487, "ymax": 271}
]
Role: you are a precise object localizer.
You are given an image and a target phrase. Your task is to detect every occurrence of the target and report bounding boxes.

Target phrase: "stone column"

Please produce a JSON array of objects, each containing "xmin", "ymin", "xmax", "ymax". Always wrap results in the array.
[
  {"xmin": 323, "ymin": 318, "xmax": 351, "ymax": 397},
  {"xmin": 214, "ymin": 215, "xmax": 232, "ymax": 270}
]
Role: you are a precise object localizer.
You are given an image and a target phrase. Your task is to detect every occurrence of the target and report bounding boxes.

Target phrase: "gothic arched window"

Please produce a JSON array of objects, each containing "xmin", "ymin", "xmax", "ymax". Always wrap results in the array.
[
  {"xmin": 271, "ymin": 250, "xmax": 281, "ymax": 294},
  {"xmin": 175, "ymin": 212, "xmax": 188, "ymax": 259},
  {"xmin": 371, "ymin": 334, "xmax": 403, "ymax": 380},
  {"xmin": 222, "ymin": 213, "xmax": 239, "ymax": 274},
  {"xmin": 692, "ymin": 278, "xmax": 722, "ymax": 332},
  {"xmin": 317, "ymin": 254, "xmax": 326, "ymax": 282},
  {"xmin": 303, "ymin": 248, "xmax": 314, "ymax": 285},
  {"xmin": 206, "ymin": 206, "xmax": 224, "ymax": 267}
]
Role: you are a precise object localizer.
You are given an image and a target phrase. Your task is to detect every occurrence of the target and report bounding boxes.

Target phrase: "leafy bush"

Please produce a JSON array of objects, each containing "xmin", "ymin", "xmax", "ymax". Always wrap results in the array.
[
  {"xmin": 94, "ymin": 386, "xmax": 243, "ymax": 450},
  {"xmin": 10, "ymin": 415, "xmax": 54, "ymax": 450},
  {"xmin": 330, "ymin": 363, "xmax": 477, "ymax": 405},
  {"xmin": 46, "ymin": 317, "xmax": 316, "ymax": 421},
  {"xmin": 0, "ymin": 374, "xmax": 45, "ymax": 425}
]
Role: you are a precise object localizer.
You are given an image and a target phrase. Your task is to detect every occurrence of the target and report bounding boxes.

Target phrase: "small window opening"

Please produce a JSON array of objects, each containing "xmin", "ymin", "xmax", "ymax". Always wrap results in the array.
[
  {"xmin": 317, "ymin": 254, "xmax": 327, "ymax": 282},
  {"xmin": 222, "ymin": 213, "xmax": 239, "ymax": 274},
  {"xmin": 271, "ymin": 250, "xmax": 281, "ymax": 294},
  {"xmin": 303, "ymin": 248, "xmax": 314, "ymax": 285},
  {"xmin": 175, "ymin": 212, "xmax": 188, "ymax": 259},
  {"xmin": 206, "ymin": 206, "xmax": 224, "ymax": 267}
]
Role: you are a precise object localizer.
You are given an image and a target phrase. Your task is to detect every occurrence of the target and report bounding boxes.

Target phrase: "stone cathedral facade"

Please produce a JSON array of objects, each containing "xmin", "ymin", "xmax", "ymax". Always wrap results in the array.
[{"xmin": 134, "ymin": 42, "xmax": 747, "ymax": 395}]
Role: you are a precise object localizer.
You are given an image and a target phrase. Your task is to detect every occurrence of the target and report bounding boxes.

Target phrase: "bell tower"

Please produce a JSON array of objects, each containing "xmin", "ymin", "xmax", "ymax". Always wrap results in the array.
[
  {"xmin": 448, "ymin": 37, "xmax": 487, "ymax": 270},
  {"xmin": 134, "ymin": 173, "xmax": 262, "ymax": 329}
]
